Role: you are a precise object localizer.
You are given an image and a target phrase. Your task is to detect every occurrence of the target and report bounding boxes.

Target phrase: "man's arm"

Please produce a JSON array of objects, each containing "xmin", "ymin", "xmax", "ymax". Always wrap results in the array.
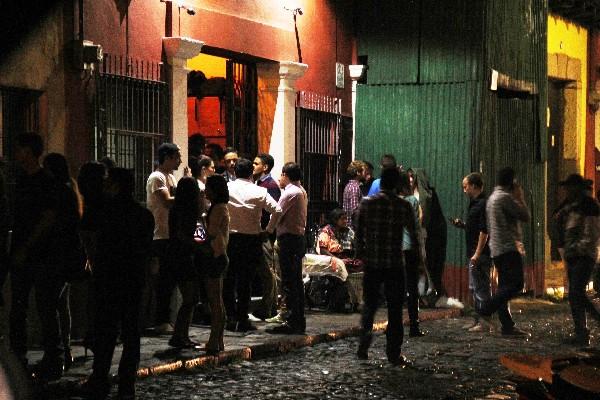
[
  {"xmin": 470, "ymin": 232, "xmax": 488, "ymax": 265},
  {"xmin": 504, "ymin": 184, "xmax": 530, "ymax": 222},
  {"xmin": 264, "ymin": 192, "xmax": 283, "ymax": 233},
  {"xmin": 155, "ymin": 188, "xmax": 174, "ymax": 208}
]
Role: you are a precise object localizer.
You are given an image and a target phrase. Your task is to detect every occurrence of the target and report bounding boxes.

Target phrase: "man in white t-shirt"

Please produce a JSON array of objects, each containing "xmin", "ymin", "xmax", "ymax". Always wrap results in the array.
[{"xmin": 146, "ymin": 143, "xmax": 181, "ymax": 335}]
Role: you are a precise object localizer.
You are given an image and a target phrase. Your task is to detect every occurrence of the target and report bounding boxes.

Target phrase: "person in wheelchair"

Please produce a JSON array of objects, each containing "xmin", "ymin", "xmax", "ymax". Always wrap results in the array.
[{"xmin": 317, "ymin": 208, "xmax": 363, "ymax": 273}]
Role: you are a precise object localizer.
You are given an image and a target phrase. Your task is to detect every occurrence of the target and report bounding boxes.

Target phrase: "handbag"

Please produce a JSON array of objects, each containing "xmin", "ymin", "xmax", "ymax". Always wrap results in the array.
[{"xmin": 193, "ymin": 220, "xmax": 208, "ymax": 244}]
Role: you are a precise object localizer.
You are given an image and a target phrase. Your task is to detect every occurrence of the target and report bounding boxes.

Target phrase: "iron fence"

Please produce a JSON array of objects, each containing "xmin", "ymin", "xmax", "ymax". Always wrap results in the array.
[
  {"xmin": 296, "ymin": 91, "xmax": 350, "ymax": 245},
  {"xmin": 94, "ymin": 54, "xmax": 170, "ymax": 202}
]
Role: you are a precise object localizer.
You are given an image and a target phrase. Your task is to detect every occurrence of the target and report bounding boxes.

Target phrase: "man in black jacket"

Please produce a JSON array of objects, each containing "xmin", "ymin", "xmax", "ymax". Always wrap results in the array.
[{"xmin": 82, "ymin": 168, "xmax": 154, "ymax": 400}]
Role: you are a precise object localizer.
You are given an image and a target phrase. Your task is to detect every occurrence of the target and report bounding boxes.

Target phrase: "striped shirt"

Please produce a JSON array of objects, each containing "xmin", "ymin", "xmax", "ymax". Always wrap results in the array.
[{"xmin": 486, "ymin": 186, "xmax": 530, "ymax": 258}]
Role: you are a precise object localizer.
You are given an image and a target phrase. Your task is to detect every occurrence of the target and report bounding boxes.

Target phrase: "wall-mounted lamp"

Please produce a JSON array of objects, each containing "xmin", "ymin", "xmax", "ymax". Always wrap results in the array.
[{"xmin": 160, "ymin": 0, "xmax": 196, "ymax": 16}]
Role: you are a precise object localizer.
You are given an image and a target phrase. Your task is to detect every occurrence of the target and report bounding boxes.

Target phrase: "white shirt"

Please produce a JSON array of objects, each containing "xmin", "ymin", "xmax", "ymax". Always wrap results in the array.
[
  {"xmin": 227, "ymin": 178, "xmax": 281, "ymax": 235},
  {"xmin": 146, "ymin": 171, "xmax": 176, "ymax": 240}
]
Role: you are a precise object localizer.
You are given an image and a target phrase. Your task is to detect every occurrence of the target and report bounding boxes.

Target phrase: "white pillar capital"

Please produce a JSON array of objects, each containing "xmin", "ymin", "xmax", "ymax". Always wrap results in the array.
[
  {"xmin": 349, "ymin": 64, "xmax": 366, "ymax": 81},
  {"xmin": 163, "ymin": 37, "xmax": 205, "ymax": 67},
  {"xmin": 278, "ymin": 61, "xmax": 308, "ymax": 92}
]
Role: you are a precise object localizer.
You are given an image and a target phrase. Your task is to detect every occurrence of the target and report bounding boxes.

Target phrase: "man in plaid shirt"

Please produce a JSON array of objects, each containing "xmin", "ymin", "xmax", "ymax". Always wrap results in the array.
[
  {"xmin": 355, "ymin": 167, "xmax": 420, "ymax": 366},
  {"xmin": 343, "ymin": 160, "xmax": 366, "ymax": 228}
]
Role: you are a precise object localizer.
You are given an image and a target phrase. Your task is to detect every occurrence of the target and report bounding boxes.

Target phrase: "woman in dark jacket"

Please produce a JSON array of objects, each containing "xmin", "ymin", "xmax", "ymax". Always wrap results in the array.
[{"xmin": 168, "ymin": 177, "xmax": 201, "ymax": 348}]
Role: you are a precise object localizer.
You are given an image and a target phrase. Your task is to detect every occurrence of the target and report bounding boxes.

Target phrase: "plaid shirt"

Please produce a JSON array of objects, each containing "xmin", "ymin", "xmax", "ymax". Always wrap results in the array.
[
  {"xmin": 343, "ymin": 179, "xmax": 362, "ymax": 227},
  {"xmin": 355, "ymin": 190, "xmax": 417, "ymax": 270}
]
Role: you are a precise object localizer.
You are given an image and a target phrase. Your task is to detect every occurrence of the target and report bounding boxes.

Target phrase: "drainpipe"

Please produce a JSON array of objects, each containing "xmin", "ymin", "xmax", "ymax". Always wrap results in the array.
[{"xmin": 348, "ymin": 65, "xmax": 366, "ymax": 160}]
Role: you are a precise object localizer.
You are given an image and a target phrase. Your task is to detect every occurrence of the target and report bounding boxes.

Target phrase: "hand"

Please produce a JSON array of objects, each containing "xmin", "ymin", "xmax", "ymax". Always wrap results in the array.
[
  {"xmin": 450, "ymin": 218, "xmax": 465, "ymax": 228},
  {"xmin": 470, "ymin": 253, "xmax": 480, "ymax": 266},
  {"xmin": 183, "ymin": 166, "xmax": 192, "ymax": 177},
  {"xmin": 512, "ymin": 183, "xmax": 525, "ymax": 202}
]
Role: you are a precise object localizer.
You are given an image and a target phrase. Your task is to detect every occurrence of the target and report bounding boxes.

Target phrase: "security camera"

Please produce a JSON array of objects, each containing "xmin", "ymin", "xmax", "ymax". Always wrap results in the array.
[{"xmin": 186, "ymin": 7, "xmax": 195, "ymax": 15}]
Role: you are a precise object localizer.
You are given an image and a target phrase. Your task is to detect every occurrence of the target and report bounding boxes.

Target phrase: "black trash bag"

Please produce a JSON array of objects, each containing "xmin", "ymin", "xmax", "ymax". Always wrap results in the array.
[{"xmin": 305, "ymin": 276, "xmax": 353, "ymax": 313}]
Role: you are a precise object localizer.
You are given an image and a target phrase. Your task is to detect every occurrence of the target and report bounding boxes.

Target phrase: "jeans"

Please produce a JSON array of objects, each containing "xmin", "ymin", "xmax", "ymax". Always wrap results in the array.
[
  {"xmin": 566, "ymin": 256, "xmax": 600, "ymax": 337},
  {"xmin": 480, "ymin": 251, "xmax": 524, "ymax": 331},
  {"xmin": 224, "ymin": 233, "xmax": 262, "ymax": 324},
  {"xmin": 278, "ymin": 234, "xmax": 306, "ymax": 330},
  {"xmin": 469, "ymin": 253, "xmax": 492, "ymax": 305},
  {"xmin": 360, "ymin": 267, "xmax": 405, "ymax": 361},
  {"xmin": 9, "ymin": 264, "xmax": 66, "ymax": 367}
]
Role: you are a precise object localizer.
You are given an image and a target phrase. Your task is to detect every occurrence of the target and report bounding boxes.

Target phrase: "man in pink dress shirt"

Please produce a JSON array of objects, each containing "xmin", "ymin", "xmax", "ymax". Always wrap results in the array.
[{"xmin": 266, "ymin": 162, "xmax": 308, "ymax": 334}]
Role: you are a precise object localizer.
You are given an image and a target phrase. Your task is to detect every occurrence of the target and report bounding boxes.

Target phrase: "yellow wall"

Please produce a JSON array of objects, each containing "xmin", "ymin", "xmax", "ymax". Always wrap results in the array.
[{"xmin": 548, "ymin": 14, "xmax": 588, "ymax": 174}]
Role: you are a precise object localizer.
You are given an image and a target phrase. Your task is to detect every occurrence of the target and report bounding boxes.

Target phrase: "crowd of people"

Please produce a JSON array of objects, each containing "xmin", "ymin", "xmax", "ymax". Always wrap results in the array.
[{"xmin": 1, "ymin": 132, "xmax": 600, "ymax": 397}]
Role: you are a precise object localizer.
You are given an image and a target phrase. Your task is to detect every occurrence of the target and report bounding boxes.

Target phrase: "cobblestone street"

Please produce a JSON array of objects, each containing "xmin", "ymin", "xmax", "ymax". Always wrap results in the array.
[{"xmin": 44, "ymin": 298, "xmax": 588, "ymax": 400}]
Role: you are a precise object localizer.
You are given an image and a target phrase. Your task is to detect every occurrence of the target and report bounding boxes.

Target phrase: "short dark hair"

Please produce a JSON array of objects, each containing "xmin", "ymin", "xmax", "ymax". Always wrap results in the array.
[
  {"xmin": 497, "ymin": 167, "xmax": 515, "ymax": 187},
  {"xmin": 235, "ymin": 158, "xmax": 254, "ymax": 178},
  {"xmin": 380, "ymin": 167, "xmax": 400, "ymax": 191},
  {"xmin": 282, "ymin": 162, "xmax": 302, "ymax": 181},
  {"xmin": 465, "ymin": 172, "xmax": 483, "ymax": 189},
  {"xmin": 16, "ymin": 132, "xmax": 44, "ymax": 158},
  {"xmin": 157, "ymin": 143, "xmax": 180, "ymax": 164},
  {"xmin": 256, "ymin": 153, "xmax": 275, "ymax": 173},
  {"xmin": 206, "ymin": 174, "xmax": 229, "ymax": 205},
  {"xmin": 380, "ymin": 154, "xmax": 397, "ymax": 170},
  {"xmin": 43, "ymin": 153, "xmax": 70, "ymax": 183},
  {"xmin": 328, "ymin": 208, "xmax": 347, "ymax": 225},
  {"xmin": 78, "ymin": 161, "xmax": 106, "ymax": 205},
  {"xmin": 108, "ymin": 167, "xmax": 135, "ymax": 197}
]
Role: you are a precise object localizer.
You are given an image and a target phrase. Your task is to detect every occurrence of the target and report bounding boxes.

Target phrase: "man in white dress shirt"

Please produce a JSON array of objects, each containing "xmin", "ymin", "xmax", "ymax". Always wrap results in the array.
[{"xmin": 225, "ymin": 158, "xmax": 282, "ymax": 332}]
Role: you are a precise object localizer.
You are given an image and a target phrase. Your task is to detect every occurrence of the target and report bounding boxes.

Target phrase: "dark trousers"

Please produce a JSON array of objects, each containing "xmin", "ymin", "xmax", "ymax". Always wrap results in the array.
[
  {"xmin": 481, "ymin": 251, "xmax": 524, "ymax": 330},
  {"xmin": 154, "ymin": 239, "xmax": 177, "ymax": 325},
  {"xmin": 360, "ymin": 267, "xmax": 405, "ymax": 361},
  {"xmin": 404, "ymin": 250, "xmax": 420, "ymax": 326},
  {"xmin": 278, "ymin": 234, "xmax": 306, "ymax": 330},
  {"xmin": 566, "ymin": 256, "xmax": 600, "ymax": 337},
  {"xmin": 90, "ymin": 283, "xmax": 142, "ymax": 396},
  {"xmin": 426, "ymin": 237, "xmax": 446, "ymax": 296},
  {"xmin": 9, "ymin": 265, "xmax": 66, "ymax": 367},
  {"xmin": 254, "ymin": 239, "xmax": 278, "ymax": 319},
  {"xmin": 469, "ymin": 253, "xmax": 492, "ymax": 307},
  {"xmin": 224, "ymin": 233, "xmax": 262, "ymax": 323}
]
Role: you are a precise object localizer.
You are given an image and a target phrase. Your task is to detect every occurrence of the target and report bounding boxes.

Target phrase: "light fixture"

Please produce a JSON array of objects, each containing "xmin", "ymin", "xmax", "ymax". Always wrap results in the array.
[{"xmin": 160, "ymin": 0, "xmax": 196, "ymax": 16}]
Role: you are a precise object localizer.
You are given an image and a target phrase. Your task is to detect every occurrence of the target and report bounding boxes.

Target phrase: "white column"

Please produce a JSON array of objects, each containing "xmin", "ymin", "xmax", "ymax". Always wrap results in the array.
[
  {"xmin": 269, "ymin": 61, "xmax": 308, "ymax": 181},
  {"xmin": 162, "ymin": 37, "xmax": 204, "ymax": 179},
  {"xmin": 349, "ymin": 65, "xmax": 366, "ymax": 161}
]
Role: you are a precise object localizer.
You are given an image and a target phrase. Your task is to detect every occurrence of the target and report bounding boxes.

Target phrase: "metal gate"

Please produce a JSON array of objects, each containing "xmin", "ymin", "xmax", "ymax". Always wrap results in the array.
[
  {"xmin": 226, "ymin": 61, "xmax": 257, "ymax": 158},
  {"xmin": 296, "ymin": 91, "xmax": 350, "ymax": 237},
  {"xmin": 94, "ymin": 54, "xmax": 170, "ymax": 201}
]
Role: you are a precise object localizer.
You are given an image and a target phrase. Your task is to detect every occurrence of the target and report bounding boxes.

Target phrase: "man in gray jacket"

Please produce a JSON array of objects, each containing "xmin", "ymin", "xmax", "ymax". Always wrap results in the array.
[{"xmin": 479, "ymin": 167, "xmax": 530, "ymax": 336}]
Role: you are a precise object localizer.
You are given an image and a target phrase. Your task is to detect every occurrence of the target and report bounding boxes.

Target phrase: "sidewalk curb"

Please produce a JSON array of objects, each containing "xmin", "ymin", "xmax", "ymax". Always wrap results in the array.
[{"xmin": 137, "ymin": 308, "xmax": 462, "ymax": 378}]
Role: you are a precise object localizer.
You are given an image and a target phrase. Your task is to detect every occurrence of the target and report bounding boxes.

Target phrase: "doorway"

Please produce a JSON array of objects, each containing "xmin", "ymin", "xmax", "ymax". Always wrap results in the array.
[{"xmin": 187, "ymin": 53, "xmax": 258, "ymax": 163}]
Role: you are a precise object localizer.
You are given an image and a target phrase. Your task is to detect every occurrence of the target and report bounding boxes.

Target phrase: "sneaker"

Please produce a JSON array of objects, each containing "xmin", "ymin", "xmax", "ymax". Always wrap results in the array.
[
  {"xmin": 356, "ymin": 347, "xmax": 369, "ymax": 360},
  {"xmin": 154, "ymin": 323, "xmax": 174, "ymax": 335},
  {"xmin": 467, "ymin": 322, "xmax": 485, "ymax": 332},
  {"xmin": 409, "ymin": 326, "xmax": 426, "ymax": 337},
  {"xmin": 235, "ymin": 321, "xmax": 258, "ymax": 332},
  {"xmin": 265, "ymin": 313, "xmax": 285, "ymax": 324},
  {"xmin": 501, "ymin": 327, "xmax": 530, "ymax": 337},
  {"xmin": 168, "ymin": 336, "xmax": 201, "ymax": 349},
  {"xmin": 562, "ymin": 333, "xmax": 590, "ymax": 347},
  {"xmin": 248, "ymin": 313, "xmax": 263, "ymax": 322},
  {"xmin": 266, "ymin": 323, "xmax": 304, "ymax": 335},
  {"xmin": 388, "ymin": 355, "xmax": 410, "ymax": 367}
]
